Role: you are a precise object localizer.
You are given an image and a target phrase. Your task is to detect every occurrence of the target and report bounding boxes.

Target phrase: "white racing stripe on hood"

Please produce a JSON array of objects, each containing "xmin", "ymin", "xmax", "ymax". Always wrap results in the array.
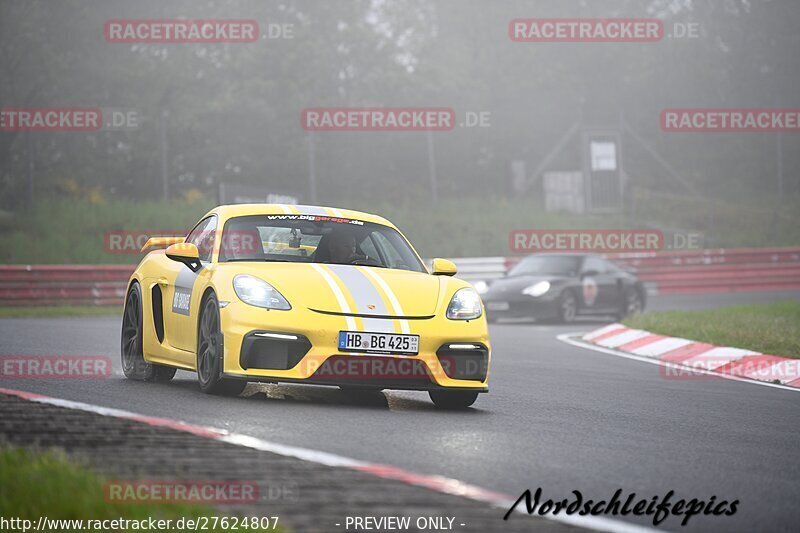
[
  {"xmin": 326, "ymin": 264, "xmax": 395, "ymax": 333},
  {"xmin": 360, "ymin": 267, "xmax": 411, "ymax": 334},
  {"xmin": 310, "ymin": 264, "xmax": 357, "ymax": 331}
]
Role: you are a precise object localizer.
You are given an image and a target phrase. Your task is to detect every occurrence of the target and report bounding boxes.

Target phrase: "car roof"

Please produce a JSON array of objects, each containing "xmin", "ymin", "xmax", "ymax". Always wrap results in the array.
[{"xmin": 202, "ymin": 204, "xmax": 396, "ymax": 228}]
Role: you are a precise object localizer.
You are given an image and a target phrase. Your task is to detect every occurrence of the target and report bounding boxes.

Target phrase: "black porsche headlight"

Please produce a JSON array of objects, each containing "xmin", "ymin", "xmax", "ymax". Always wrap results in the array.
[{"xmin": 522, "ymin": 280, "xmax": 550, "ymax": 297}]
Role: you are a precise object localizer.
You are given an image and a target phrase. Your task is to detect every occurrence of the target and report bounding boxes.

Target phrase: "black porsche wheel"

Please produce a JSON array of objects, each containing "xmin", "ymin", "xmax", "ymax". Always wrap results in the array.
[
  {"xmin": 121, "ymin": 282, "xmax": 176, "ymax": 382},
  {"xmin": 618, "ymin": 289, "xmax": 644, "ymax": 319},
  {"xmin": 429, "ymin": 390, "xmax": 479, "ymax": 409},
  {"xmin": 557, "ymin": 290, "xmax": 578, "ymax": 323},
  {"xmin": 196, "ymin": 293, "xmax": 247, "ymax": 396}
]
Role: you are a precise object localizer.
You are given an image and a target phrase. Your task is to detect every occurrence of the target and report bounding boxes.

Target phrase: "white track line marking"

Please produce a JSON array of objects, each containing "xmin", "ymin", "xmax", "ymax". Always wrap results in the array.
[
  {"xmin": 557, "ymin": 334, "xmax": 800, "ymax": 394},
  {"xmin": 0, "ymin": 386, "xmax": 656, "ymax": 533},
  {"xmin": 754, "ymin": 359, "xmax": 800, "ymax": 383},
  {"xmin": 583, "ymin": 323, "xmax": 625, "ymax": 341}
]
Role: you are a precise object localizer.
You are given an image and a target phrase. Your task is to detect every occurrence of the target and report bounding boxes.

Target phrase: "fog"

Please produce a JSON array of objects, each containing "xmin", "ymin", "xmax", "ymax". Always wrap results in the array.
[{"xmin": 1, "ymin": 0, "xmax": 798, "ymax": 254}]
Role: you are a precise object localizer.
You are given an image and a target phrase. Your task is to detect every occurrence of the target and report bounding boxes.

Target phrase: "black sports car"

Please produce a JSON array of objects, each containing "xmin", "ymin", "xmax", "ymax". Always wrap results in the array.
[{"xmin": 475, "ymin": 254, "xmax": 646, "ymax": 323}]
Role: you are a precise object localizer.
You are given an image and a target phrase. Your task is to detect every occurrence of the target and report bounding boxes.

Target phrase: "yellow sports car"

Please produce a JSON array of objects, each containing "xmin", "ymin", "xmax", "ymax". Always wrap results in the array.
[{"xmin": 122, "ymin": 204, "xmax": 490, "ymax": 408}]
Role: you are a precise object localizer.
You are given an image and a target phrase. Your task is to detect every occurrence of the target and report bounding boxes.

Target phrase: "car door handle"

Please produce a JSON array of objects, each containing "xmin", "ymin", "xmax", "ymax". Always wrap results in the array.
[{"xmin": 157, "ymin": 278, "xmax": 168, "ymax": 286}]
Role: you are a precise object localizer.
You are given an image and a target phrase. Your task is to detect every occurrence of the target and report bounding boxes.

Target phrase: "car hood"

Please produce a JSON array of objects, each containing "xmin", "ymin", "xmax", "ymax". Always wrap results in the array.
[
  {"xmin": 485, "ymin": 274, "xmax": 568, "ymax": 294},
  {"xmin": 219, "ymin": 262, "xmax": 440, "ymax": 317}
]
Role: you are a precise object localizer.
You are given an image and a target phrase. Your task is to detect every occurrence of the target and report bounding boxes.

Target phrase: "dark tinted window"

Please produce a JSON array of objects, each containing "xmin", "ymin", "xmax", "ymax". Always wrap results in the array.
[
  {"xmin": 509, "ymin": 255, "xmax": 581, "ymax": 276},
  {"xmin": 582, "ymin": 257, "xmax": 606, "ymax": 274},
  {"xmin": 185, "ymin": 216, "xmax": 217, "ymax": 262},
  {"xmin": 218, "ymin": 215, "xmax": 424, "ymax": 272},
  {"xmin": 603, "ymin": 259, "xmax": 622, "ymax": 272}
]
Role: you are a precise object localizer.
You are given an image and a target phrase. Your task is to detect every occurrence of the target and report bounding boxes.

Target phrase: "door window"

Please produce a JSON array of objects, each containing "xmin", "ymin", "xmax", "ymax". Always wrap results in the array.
[{"xmin": 186, "ymin": 216, "xmax": 217, "ymax": 262}]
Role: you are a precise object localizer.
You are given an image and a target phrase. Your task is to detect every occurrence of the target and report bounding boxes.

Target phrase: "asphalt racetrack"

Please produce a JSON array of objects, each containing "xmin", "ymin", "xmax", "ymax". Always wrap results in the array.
[{"xmin": 2, "ymin": 290, "xmax": 799, "ymax": 532}]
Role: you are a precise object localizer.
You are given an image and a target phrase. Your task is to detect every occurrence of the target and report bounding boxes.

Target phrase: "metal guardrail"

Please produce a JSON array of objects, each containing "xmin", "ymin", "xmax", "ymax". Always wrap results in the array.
[
  {"xmin": 0, "ymin": 265, "xmax": 133, "ymax": 306},
  {"xmin": 1, "ymin": 247, "xmax": 799, "ymax": 306},
  {"xmin": 454, "ymin": 247, "xmax": 800, "ymax": 294}
]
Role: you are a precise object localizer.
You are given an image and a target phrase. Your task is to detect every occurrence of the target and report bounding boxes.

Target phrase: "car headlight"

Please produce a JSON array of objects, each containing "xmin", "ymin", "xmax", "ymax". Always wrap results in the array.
[
  {"xmin": 446, "ymin": 288, "xmax": 483, "ymax": 320},
  {"xmin": 233, "ymin": 275, "xmax": 291, "ymax": 310},
  {"xmin": 522, "ymin": 280, "xmax": 550, "ymax": 297},
  {"xmin": 472, "ymin": 280, "xmax": 489, "ymax": 294}
]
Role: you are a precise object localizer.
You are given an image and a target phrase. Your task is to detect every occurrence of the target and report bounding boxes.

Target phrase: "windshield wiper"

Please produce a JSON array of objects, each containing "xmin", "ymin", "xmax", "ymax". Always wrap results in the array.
[{"xmin": 350, "ymin": 262, "xmax": 388, "ymax": 268}]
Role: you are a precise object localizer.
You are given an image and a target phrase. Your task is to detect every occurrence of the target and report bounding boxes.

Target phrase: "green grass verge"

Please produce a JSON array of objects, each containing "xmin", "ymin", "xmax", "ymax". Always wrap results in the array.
[
  {"xmin": 0, "ymin": 306, "xmax": 121, "ymax": 318},
  {"xmin": 0, "ymin": 446, "xmax": 280, "ymax": 532},
  {"xmin": 623, "ymin": 301, "xmax": 800, "ymax": 358},
  {"xmin": 2, "ymin": 193, "xmax": 798, "ymax": 264},
  {"xmin": 0, "ymin": 197, "xmax": 213, "ymax": 264}
]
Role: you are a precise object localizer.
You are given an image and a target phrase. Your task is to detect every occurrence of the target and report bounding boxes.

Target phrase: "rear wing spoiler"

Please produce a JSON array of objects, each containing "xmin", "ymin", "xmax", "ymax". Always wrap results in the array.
[{"xmin": 141, "ymin": 236, "xmax": 185, "ymax": 253}]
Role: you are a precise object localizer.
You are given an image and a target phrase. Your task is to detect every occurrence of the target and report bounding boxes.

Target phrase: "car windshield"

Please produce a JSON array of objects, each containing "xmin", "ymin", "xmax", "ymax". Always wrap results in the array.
[
  {"xmin": 217, "ymin": 214, "xmax": 425, "ymax": 272},
  {"xmin": 508, "ymin": 255, "xmax": 581, "ymax": 276}
]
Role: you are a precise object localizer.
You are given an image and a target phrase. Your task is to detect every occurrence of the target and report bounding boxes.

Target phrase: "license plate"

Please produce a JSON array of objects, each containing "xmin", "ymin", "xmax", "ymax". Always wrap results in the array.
[
  {"xmin": 338, "ymin": 331, "xmax": 419, "ymax": 355},
  {"xmin": 487, "ymin": 301, "xmax": 510, "ymax": 311}
]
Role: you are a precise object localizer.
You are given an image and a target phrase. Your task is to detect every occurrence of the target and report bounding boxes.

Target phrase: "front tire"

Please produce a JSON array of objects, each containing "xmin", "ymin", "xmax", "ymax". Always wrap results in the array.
[
  {"xmin": 196, "ymin": 293, "xmax": 247, "ymax": 396},
  {"xmin": 429, "ymin": 390, "xmax": 479, "ymax": 409},
  {"xmin": 557, "ymin": 290, "xmax": 578, "ymax": 323},
  {"xmin": 121, "ymin": 282, "xmax": 176, "ymax": 382},
  {"xmin": 617, "ymin": 288, "xmax": 644, "ymax": 320}
]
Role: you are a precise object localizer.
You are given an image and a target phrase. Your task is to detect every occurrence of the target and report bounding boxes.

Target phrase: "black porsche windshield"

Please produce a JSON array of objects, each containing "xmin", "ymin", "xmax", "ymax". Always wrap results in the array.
[
  {"xmin": 217, "ymin": 215, "xmax": 425, "ymax": 272},
  {"xmin": 508, "ymin": 255, "xmax": 581, "ymax": 276}
]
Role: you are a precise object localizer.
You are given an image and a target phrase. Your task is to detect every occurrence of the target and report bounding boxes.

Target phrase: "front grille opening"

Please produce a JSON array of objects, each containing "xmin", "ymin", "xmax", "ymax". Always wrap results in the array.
[
  {"xmin": 435, "ymin": 344, "xmax": 489, "ymax": 381},
  {"xmin": 240, "ymin": 332, "xmax": 312, "ymax": 370}
]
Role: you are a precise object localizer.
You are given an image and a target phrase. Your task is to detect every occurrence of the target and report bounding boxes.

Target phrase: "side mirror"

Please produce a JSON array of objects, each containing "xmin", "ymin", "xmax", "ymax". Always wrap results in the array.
[
  {"xmin": 431, "ymin": 258, "xmax": 457, "ymax": 276},
  {"xmin": 581, "ymin": 269, "xmax": 598, "ymax": 278},
  {"xmin": 165, "ymin": 243, "xmax": 202, "ymax": 272}
]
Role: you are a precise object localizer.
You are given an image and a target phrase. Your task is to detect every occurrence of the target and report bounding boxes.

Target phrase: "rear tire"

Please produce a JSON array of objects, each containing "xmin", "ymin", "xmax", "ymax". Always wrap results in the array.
[
  {"xmin": 196, "ymin": 293, "xmax": 247, "ymax": 396},
  {"xmin": 121, "ymin": 282, "xmax": 177, "ymax": 382},
  {"xmin": 429, "ymin": 390, "xmax": 479, "ymax": 409}
]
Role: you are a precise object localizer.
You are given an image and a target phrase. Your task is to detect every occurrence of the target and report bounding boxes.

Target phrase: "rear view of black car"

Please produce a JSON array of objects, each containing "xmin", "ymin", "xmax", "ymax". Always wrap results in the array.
[{"xmin": 476, "ymin": 254, "xmax": 646, "ymax": 323}]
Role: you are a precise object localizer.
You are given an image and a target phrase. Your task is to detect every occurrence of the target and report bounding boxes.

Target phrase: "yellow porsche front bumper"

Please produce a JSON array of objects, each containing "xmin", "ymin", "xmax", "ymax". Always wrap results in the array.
[{"xmin": 218, "ymin": 300, "xmax": 490, "ymax": 391}]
